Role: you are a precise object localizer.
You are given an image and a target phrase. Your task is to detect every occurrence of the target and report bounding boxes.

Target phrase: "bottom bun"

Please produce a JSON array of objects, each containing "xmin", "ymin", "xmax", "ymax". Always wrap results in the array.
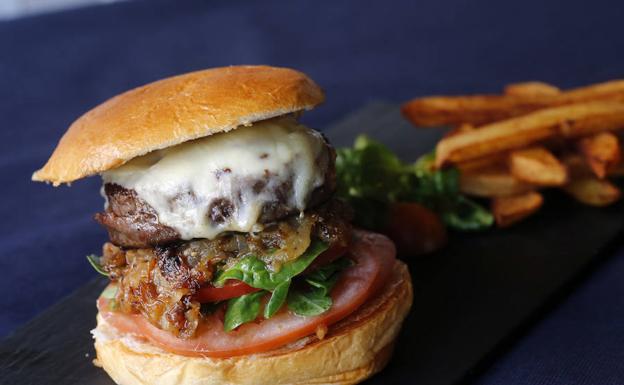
[{"xmin": 93, "ymin": 260, "xmax": 413, "ymax": 385}]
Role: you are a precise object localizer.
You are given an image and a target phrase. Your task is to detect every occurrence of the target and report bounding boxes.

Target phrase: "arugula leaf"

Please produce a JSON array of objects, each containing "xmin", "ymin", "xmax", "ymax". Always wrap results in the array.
[
  {"xmin": 223, "ymin": 291, "xmax": 265, "ymax": 332},
  {"xmin": 287, "ymin": 290, "xmax": 332, "ymax": 316},
  {"xmin": 441, "ymin": 195, "xmax": 494, "ymax": 231},
  {"xmin": 337, "ymin": 135, "xmax": 415, "ymax": 201},
  {"xmin": 335, "ymin": 135, "xmax": 493, "ymax": 232},
  {"xmin": 264, "ymin": 279, "xmax": 290, "ymax": 318},
  {"xmin": 287, "ymin": 258, "xmax": 350, "ymax": 317},
  {"xmin": 86, "ymin": 254, "xmax": 109, "ymax": 276},
  {"xmin": 214, "ymin": 240, "xmax": 329, "ymax": 290},
  {"xmin": 304, "ymin": 258, "xmax": 351, "ymax": 297},
  {"xmin": 215, "ymin": 240, "xmax": 329, "ymax": 328},
  {"xmin": 411, "ymin": 152, "xmax": 493, "ymax": 230}
]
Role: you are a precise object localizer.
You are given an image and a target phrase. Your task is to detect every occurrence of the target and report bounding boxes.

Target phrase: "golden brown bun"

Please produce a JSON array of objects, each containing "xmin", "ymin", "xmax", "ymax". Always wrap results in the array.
[
  {"xmin": 93, "ymin": 261, "xmax": 413, "ymax": 385},
  {"xmin": 33, "ymin": 66, "xmax": 324, "ymax": 185}
]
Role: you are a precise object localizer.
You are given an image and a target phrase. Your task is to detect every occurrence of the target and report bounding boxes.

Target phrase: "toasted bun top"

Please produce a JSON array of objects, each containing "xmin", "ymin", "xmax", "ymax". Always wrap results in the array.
[{"xmin": 32, "ymin": 66, "xmax": 324, "ymax": 185}]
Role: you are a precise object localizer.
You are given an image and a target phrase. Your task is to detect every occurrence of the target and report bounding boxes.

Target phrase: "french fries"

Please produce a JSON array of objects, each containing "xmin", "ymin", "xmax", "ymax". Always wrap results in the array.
[
  {"xmin": 504, "ymin": 82, "xmax": 561, "ymax": 97},
  {"xmin": 577, "ymin": 132, "xmax": 620, "ymax": 178},
  {"xmin": 459, "ymin": 166, "xmax": 534, "ymax": 197},
  {"xmin": 508, "ymin": 147, "xmax": 568, "ymax": 186},
  {"xmin": 456, "ymin": 153, "xmax": 507, "ymax": 173},
  {"xmin": 402, "ymin": 95, "xmax": 548, "ymax": 127},
  {"xmin": 404, "ymin": 79, "xmax": 624, "ymax": 228},
  {"xmin": 491, "ymin": 191, "xmax": 544, "ymax": 227},
  {"xmin": 563, "ymin": 177, "xmax": 621, "ymax": 206},
  {"xmin": 402, "ymin": 79, "xmax": 624, "ymax": 127},
  {"xmin": 435, "ymin": 101, "xmax": 624, "ymax": 167}
]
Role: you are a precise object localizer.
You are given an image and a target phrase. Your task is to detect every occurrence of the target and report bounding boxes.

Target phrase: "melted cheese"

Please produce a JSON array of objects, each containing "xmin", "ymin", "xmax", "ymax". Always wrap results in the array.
[{"xmin": 102, "ymin": 117, "xmax": 327, "ymax": 240}]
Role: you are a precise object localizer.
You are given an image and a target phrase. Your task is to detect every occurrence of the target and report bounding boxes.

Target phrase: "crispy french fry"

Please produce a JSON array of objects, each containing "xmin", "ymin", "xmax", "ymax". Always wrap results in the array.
[
  {"xmin": 509, "ymin": 146, "xmax": 568, "ymax": 186},
  {"xmin": 560, "ymin": 80, "xmax": 624, "ymax": 104},
  {"xmin": 456, "ymin": 153, "xmax": 508, "ymax": 173},
  {"xmin": 563, "ymin": 177, "xmax": 621, "ymax": 206},
  {"xmin": 577, "ymin": 132, "xmax": 621, "ymax": 178},
  {"xmin": 491, "ymin": 191, "xmax": 544, "ymax": 227},
  {"xmin": 402, "ymin": 79, "xmax": 624, "ymax": 127},
  {"xmin": 435, "ymin": 101, "xmax": 624, "ymax": 167},
  {"xmin": 504, "ymin": 82, "xmax": 561, "ymax": 97},
  {"xmin": 402, "ymin": 94, "xmax": 548, "ymax": 127},
  {"xmin": 459, "ymin": 166, "xmax": 534, "ymax": 197}
]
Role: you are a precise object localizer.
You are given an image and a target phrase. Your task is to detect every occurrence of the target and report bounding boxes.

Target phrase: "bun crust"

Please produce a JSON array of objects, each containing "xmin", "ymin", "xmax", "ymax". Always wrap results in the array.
[
  {"xmin": 93, "ymin": 261, "xmax": 412, "ymax": 385},
  {"xmin": 33, "ymin": 66, "xmax": 324, "ymax": 185}
]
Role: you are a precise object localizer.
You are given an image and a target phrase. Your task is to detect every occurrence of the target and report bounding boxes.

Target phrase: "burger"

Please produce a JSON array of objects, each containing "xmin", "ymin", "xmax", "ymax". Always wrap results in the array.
[{"xmin": 32, "ymin": 66, "xmax": 413, "ymax": 385}]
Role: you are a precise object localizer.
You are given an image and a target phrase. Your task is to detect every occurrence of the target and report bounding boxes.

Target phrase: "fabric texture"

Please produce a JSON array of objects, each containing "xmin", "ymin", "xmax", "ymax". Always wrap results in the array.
[{"xmin": 1, "ymin": 0, "xmax": 624, "ymax": 383}]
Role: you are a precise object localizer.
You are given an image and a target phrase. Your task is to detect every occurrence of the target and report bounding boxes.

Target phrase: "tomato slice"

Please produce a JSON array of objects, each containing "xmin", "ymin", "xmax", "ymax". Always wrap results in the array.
[
  {"xmin": 98, "ymin": 230, "xmax": 396, "ymax": 358},
  {"xmin": 194, "ymin": 281, "xmax": 260, "ymax": 303}
]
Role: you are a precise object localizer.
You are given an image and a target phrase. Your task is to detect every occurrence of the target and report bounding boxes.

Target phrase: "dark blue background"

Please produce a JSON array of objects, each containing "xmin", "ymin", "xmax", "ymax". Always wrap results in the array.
[{"xmin": 2, "ymin": 0, "xmax": 624, "ymax": 383}]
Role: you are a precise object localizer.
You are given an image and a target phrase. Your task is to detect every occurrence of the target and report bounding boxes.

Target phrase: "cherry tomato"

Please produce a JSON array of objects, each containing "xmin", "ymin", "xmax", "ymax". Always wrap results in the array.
[{"xmin": 384, "ymin": 202, "xmax": 447, "ymax": 256}]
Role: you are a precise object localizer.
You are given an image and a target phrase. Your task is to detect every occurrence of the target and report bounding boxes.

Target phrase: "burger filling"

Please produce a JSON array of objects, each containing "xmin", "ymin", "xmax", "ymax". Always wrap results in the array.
[
  {"xmin": 99, "ymin": 200, "xmax": 351, "ymax": 338},
  {"xmin": 92, "ymin": 117, "xmax": 362, "ymax": 340}
]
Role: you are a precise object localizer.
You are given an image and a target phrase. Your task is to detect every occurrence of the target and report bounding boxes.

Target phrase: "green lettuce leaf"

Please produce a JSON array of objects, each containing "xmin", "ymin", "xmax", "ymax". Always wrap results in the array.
[
  {"xmin": 287, "ymin": 290, "xmax": 332, "ymax": 317},
  {"xmin": 287, "ymin": 258, "xmax": 350, "ymax": 317},
  {"xmin": 221, "ymin": 256, "xmax": 351, "ymax": 330},
  {"xmin": 410, "ymin": 150, "xmax": 493, "ymax": 230},
  {"xmin": 335, "ymin": 135, "xmax": 493, "ymax": 232},
  {"xmin": 214, "ymin": 240, "xmax": 329, "ymax": 290},
  {"xmin": 303, "ymin": 258, "xmax": 351, "ymax": 297},
  {"xmin": 223, "ymin": 291, "xmax": 265, "ymax": 332},
  {"xmin": 264, "ymin": 279, "xmax": 290, "ymax": 318},
  {"xmin": 216, "ymin": 240, "xmax": 329, "ymax": 330},
  {"xmin": 441, "ymin": 195, "xmax": 494, "ymax": 230}
]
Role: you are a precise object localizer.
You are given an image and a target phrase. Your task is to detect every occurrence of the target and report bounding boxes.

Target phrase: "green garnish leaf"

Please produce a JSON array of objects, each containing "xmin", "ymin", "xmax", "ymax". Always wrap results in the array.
[
  {"xmin": 304, "ymin": 258, "xmax": 351, "ymax": 297},
  {"xmin": 223, "ymin": 291, "xmax": 265, "ymax": 332},
  {"xmin": 214, "ymin": 240, "xmax": 329, "ymax": 290},
  {"xmin": 335, "ymin": 135, "xmax": 493, "ymax": 232},
  {"xmin": 287, "ymin": 290, "xmax": 332, "ymax": 317},
  {"xmin": 287, "ymin": 257, "xmax": 351, "ymax": 317},
  {"xmin": 216, "ymin": 241, "xmax": 329, "ymax": 330},
  {"xmin": 441, "ymin": 195, "xmax": 494, "ymax": 231},
  {"xmin": 264, "ymin": 279, "xmax": 290, "ymax": 319},
  {"xmin": 86, "ymin": 254, "xmax": 109, "ymax": 276}
]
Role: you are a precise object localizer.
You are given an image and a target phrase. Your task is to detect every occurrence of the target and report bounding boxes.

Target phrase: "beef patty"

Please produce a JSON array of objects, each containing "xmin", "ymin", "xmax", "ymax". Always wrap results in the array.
[
  {"xmin": 96, "ymin": 158, "xmax": 336, "ymax": 248},
  {"xmin": 95, "ymin": 141, "xmax": 336, "ymax": 248}
]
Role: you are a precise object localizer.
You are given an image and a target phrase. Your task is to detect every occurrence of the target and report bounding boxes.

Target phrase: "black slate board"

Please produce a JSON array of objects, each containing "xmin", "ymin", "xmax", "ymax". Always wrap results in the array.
[{"xmin": 2, "ymin": 103, "xmax": 624, "ymax": 385}]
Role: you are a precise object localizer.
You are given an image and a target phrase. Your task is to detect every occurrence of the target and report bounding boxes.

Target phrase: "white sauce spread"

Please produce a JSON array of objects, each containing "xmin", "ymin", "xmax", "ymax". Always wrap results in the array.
[{"xmin": 102, "ymin": 117, "xmax": 327, "ymax": 240}]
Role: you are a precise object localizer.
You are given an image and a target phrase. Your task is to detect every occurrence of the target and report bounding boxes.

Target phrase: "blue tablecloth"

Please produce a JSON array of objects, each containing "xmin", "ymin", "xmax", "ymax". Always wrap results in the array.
[{"xmin": 2, "ymin": 0, "xmax": 624, "ymax": 383}]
